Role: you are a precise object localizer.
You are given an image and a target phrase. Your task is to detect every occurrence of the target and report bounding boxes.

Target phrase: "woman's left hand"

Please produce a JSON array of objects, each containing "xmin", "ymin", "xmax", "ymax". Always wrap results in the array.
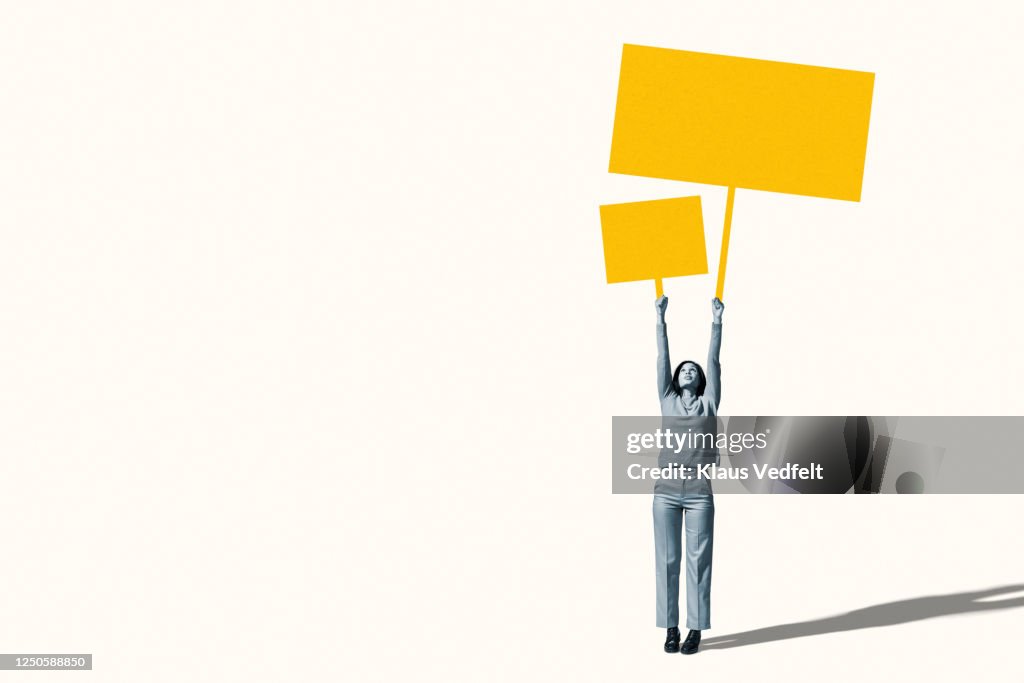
[{"xmin": 711, "ymin": 297, "xmax": 724, "ymax": 322}]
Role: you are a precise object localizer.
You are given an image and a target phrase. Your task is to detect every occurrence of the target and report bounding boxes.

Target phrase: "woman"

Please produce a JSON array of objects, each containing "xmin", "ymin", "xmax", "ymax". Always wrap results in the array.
[{"xmin": 653, "ymin": 295, "xmax": 723, "ymax": 655}]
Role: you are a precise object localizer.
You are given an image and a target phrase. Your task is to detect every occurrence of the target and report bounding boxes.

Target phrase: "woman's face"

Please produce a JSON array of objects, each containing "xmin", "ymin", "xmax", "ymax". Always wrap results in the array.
[{"xmin": 678, "ymin": 363, "xmax": 700, "ymax": 389}]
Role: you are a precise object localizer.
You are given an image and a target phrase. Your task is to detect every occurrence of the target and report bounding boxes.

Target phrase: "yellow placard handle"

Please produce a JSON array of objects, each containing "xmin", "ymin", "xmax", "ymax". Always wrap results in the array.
[
  {"xmin": 715, "ymin": 187, "xmax": 736, "ymax": 301},
  {"xmin": 655, "ymin": 278, "xmax": 664, "ymax": 298}
]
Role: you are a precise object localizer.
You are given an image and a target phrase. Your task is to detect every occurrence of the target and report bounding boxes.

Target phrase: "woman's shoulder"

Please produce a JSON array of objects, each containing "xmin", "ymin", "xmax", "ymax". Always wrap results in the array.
[
  {"xmin": 659, "ymin": 394, "xmax": 678, "ymax": 416},
  {"xmin": 701, "ymin": 395, "xmax": 718, "ymax": 415}
]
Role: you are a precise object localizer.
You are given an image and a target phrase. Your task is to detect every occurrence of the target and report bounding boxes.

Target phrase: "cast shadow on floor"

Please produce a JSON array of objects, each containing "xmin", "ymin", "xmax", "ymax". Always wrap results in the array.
[{"xmin": 702, "ymin": 584, "xmax": 1024, "ymax": 650}]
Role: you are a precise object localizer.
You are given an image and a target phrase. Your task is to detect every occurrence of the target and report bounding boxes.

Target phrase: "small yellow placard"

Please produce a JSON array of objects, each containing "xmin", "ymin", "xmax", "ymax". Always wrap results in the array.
[{"xmin": 600, "ymin": 196, "xmax": 708, "ymax": 296}]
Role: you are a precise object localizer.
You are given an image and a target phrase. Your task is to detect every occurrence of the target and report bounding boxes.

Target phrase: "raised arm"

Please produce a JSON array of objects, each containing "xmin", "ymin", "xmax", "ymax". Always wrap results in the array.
[
  {"xmin": 705, "ymin": 297, "xmax": 724, "ymax": 408},
  {"xmin": 656, "ymin": 296, "xmax": 673, "ymax": 399}
]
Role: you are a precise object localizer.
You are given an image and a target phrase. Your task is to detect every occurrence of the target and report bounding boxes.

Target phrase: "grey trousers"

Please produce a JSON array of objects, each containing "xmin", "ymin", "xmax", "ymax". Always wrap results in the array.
[{"xmin": 653, "ymin": 488, "xmax": 714, "ymax": 630}]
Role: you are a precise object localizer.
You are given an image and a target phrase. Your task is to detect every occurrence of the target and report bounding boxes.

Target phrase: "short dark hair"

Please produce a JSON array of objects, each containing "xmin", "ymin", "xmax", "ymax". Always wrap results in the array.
[{"xmin": 672, "ymin": 361, "xmax": 706, "ymax": 397}]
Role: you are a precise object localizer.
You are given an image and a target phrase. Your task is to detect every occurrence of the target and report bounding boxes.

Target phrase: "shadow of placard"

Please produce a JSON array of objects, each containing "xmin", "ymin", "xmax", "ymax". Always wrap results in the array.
[
  {"xmin": 887, "ymin": 417, "xmax": 1024, "ymax": 493},
  {"xmin": 874, "ymin": 436, "xmax": 945, "ymax": 494}
]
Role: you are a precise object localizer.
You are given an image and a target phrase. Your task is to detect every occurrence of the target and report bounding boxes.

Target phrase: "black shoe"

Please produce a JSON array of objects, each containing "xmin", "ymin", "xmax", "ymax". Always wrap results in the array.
[
  {"xmin": 681, "ymin": 629, "xmax": 701, "ymax": 655},
  {"xmin": 663, "ymin": 627, "xmax": 680, "ymax": 653}
]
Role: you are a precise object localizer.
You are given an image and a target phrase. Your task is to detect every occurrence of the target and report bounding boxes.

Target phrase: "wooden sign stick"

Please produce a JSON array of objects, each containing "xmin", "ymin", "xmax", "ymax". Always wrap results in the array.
[{"xmin": 715, "ymin": 187, "xmax": 735, "ymax": 300}]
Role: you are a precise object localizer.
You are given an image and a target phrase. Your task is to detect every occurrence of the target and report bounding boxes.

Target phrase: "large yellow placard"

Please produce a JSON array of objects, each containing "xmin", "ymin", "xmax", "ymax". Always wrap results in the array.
[
  {"xmin": 600, "ymin": 196, "xmax": 708, "ymax": 296},
  {"xmin": 609, "ymin": 45, "xmax": 875, "ymax": 201}
]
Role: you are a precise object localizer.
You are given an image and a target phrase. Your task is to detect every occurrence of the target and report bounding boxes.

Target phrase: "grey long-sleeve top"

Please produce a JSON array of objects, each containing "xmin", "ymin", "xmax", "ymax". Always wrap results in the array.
[
  {"xmin": 655, "ymin": 320, "xmax": 723, "ymax": 479},
  {"xmin": 656, "ymin": 321, "xmax": 722, "ymax": 417}
]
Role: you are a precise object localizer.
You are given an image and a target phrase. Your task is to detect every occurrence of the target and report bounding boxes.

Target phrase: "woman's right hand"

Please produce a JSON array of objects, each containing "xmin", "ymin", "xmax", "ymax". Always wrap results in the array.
[
  {"xmin": 711, "ymin": 297, "xmax": 724, "ymax": 322},
  {"xmin": 656, "ymin": 295, "xmax": 668, "ymax": 320}
]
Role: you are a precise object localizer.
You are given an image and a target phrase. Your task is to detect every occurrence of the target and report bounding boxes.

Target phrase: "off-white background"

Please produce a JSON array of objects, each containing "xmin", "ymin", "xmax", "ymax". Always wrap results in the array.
[{"xmin": 2, "ymin": 1, "xmax": 1023, "ymax": 681}]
